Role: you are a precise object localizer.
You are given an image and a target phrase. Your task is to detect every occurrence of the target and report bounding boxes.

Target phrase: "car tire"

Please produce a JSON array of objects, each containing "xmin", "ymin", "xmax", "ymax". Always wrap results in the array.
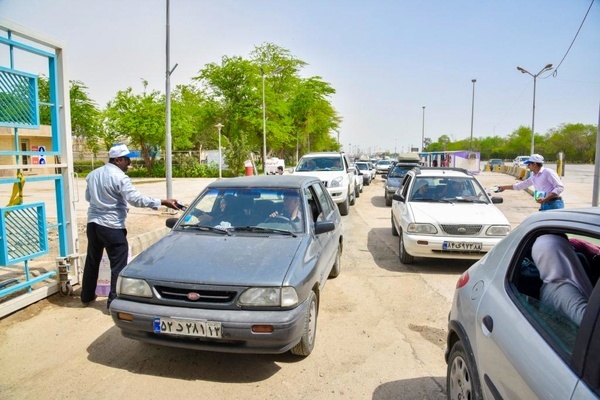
[
  {"xmin": 385, "ymin": 193, "xmax": 392, "ymax": 207},
  {"xmin": 391, "ymin": 215, "xmax": 398, "ymax": 236},
  {"xmin": 447, "ymin": 340, "xmax": 483, "ymax": 400},
  {"xmin": 359, "ymin": 184, "xmax": 363, "ymax": 193},
  {"xmin": 290, "ymin": 291, "xmax": 318, "ymax": 357},
  {"xmin": 328, "ymin": 244, "xmax": 341, "ymax": 278},
  {"xmin": 350, "ymin": 188, "xmax": 356, "ymax": 206},
  {"xmin": 399, "ymin": 232, "xmax": 414, "ymax": 264},
  {"xmin": 355, "ymin": 185, "xmax": 360, "ymax": 198},
  {"xmin": 365, "ymin": 178, "xmax": 371, "ymax": 186},
  {"xmin": 338, "ymin": 195, "xmax": 350, "ymax": 216}
]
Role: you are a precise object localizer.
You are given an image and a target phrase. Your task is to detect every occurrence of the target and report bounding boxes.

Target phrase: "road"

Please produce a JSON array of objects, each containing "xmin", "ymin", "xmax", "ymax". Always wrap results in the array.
[{"xmin": 0, "ymin": 168, "xmax": 592, "ymax": 399}]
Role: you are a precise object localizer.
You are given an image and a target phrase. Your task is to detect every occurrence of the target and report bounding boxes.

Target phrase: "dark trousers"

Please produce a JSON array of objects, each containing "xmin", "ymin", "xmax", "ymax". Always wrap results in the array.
[{"xmin": 81, "ymin": 222, "xmax": 128, "ymax": 305}]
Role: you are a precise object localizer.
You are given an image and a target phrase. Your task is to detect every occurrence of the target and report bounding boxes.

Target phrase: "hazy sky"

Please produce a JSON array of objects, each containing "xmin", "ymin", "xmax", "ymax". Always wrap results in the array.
[{"xmin": 1, "ymin": 0, "xmax": 598, "ymax": 154}]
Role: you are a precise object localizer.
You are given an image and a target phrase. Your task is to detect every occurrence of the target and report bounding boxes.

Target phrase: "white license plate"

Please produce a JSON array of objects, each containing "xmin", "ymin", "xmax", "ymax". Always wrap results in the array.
[
  {"xmin": 153, "ymin": 317, "xmax": 222, "ymax": 338},
  {"xmin": 443, "ymin": 241, "xmax": 482, "ymax": 251}
]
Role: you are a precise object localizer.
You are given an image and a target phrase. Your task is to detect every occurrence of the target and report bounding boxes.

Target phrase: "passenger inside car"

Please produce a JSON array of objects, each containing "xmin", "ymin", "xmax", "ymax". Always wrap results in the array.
[{"xmin": 531, "ymin": 234, "xmax": 594, "ymax": 326}]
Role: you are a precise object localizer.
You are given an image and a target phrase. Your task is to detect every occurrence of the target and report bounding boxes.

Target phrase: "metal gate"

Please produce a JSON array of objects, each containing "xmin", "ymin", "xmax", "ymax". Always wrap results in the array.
[{"xmin": 0, "ymin": 18, "xmax": 79, "ymax": 317}]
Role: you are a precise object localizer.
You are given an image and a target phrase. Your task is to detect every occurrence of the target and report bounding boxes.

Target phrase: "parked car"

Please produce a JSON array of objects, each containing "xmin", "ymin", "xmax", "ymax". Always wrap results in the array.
[
  {"xmin": 291, "ymin": 152, "xmax": 356, "ymax": 215},
  {"xmin": 384, "ymin": 162, "xmax": 419, "ymax": 206},
  {"xmin": 446, "ymin": 208, "xmax": 600, "ymax": 399},
  {"xmin": 351, "ymin": 164, "xmax": 364, "ymax": 198},
  {"xmin": 375, "ymin": 159, "xmax": 393, "ymax": 174},
  {"xmin": 391, "ymin": 167, "xmax": 510, "ymax": 264},
  {"xmin": 110, "ymin": 175, "xmax": 343, "ymax": 357},
  {"xmin": 487, "ymin": 158, "xmax": 504, "ymax": 170},
  {"xmin": 355, "ymin": 161, "xmax": 374, "ymax": 185},
  {"xmin": 513, "ymin": 155, "xmax": 529, "ymax": 168}
]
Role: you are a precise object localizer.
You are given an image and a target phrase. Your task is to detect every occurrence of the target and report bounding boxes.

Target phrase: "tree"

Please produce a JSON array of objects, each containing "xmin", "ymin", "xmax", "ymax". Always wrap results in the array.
[{"xmin": 103, "ymin": 80, "xmax": 165, "ymax": 171}]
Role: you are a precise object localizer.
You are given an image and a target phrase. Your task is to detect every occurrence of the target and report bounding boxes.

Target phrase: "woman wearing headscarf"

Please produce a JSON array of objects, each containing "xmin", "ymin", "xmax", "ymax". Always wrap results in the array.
[{"xmin": 531, "ymin": 234, "xmax": 594, "ymax": 326}]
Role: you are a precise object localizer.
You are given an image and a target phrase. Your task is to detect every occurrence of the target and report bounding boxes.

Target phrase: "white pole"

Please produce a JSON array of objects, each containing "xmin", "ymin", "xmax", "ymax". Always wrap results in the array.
[{"xmin": 165, "ymin": 0, "xmax": 172, "ymax": 199}]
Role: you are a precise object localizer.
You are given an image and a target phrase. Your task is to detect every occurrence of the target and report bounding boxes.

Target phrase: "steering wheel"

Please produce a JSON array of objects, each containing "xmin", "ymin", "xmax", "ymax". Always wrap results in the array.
[{"xmin": 265, "ymin": 215, "xmax": 291, "ymax": 224}]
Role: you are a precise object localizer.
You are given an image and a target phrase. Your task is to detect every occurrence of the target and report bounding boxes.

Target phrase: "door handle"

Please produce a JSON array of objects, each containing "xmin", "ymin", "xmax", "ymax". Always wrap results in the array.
[{"xmin": 483, "ymin": 315, "xmax": 493, "ymax": 333}]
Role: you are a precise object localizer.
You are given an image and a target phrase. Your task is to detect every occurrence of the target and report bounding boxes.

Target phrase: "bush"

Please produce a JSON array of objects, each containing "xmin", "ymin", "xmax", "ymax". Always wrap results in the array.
[{"xmin": 73, "ymin": 160, "xmax": 104, "ymax": 174}]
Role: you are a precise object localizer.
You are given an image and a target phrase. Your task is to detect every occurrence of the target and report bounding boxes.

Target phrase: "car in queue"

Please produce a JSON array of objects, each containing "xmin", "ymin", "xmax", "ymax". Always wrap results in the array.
[
  {"xmin": 110, "ymin": 175, "xmax": 343, "ymax": 357},
  {"xmin": 391, "ymin": 167, "xmax": 510, "ymax": 264},
  {"xmin": 375, "ymin": 159, "xmax": 393, "ymax": 175},
  {"xmin": 513, "ymin": 155, "xmax": 529, "ymax": 168},
  {"xmin": 351, "ymin": 164, "xmax": 364, "ymax": 198},
  {"xmin": 291, "ymin": 152, "xmax": 356, "ymax": 216},
  {"xmin": 383, "ymin": 162, "xmax": 419, "ymax": 206},
  {"xmin": 446, "ymin": 208, "xmax": 600, "ymax": 399},
  {"xmin": 355, "ymin": 161, "xmax": 374, "ymax": 185},
  {"xmin": 487, "ymin": 158, "xmax": 504, "ymax": 171}
]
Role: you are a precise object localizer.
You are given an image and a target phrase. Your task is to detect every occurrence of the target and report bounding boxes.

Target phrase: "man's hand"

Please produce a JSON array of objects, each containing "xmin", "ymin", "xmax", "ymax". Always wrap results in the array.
[{"xmin": 161, "ymin": 199, "xmax": 182, "ymax": 210}]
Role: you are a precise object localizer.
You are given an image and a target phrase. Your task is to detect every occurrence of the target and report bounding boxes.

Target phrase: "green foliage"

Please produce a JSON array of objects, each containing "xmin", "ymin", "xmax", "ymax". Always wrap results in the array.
[{"xmin": 73, "ymin": 160, "xmax": 105, "ymax": 174}]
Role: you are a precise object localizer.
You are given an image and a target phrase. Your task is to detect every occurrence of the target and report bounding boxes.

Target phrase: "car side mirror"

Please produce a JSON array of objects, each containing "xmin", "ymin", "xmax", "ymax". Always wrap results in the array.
[
  {"xmin": 491, "ymin": 197, "xmax": 503, "ymax": 204},
  {"xmin": 288, "ymin": 167, "xmax": 295, "ymax": 173},
  {"xmin": 166, "ymin": 217, "xmax": 178, "ymax": 228},
  {"xmin": 392, "ymin": 193, "xmax": 405, "ymax": 202},
  {"xmin": 315, "ymin": 220, "xmax": 335, "ymax": 235}
]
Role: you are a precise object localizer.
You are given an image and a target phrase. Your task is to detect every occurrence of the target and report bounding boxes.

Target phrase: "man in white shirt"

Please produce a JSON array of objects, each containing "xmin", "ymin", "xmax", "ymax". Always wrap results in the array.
[
  {"xmin": 498, "ymin": 154, "xmax": 564, "ymax": 211},
  {"xmin": 81, "ymin": 144, "xmax": 181, "ymax": 308}
]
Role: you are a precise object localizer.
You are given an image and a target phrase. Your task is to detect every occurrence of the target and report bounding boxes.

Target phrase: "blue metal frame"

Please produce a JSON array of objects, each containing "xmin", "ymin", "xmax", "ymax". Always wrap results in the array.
[{"xmin": 0, "ymin": 66, "xmax": 40, "ymax": 129}]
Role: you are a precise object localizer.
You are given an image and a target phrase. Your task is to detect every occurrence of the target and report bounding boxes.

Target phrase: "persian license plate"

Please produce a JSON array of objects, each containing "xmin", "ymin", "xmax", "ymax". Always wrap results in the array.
[
  {"xmin": 153, "ymin": 317, "xmax": 222, "ymax": 338},
  {"xmin": 443, "ymin": 241, "xmax": 482, "ymax": 251}
]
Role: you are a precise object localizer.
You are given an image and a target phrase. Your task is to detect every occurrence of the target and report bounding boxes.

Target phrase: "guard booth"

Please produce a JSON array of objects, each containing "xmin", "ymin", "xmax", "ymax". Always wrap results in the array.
[
  {"xmin": 419, "ymin": 150, "xmax": 481, "ymax": 174},
  {"xmin": 0, "ymin": 19, "xmax": 79, "ymax": 317}
]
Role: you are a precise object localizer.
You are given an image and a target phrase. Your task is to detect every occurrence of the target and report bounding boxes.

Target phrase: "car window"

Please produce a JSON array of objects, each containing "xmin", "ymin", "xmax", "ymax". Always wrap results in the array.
[
  {"xmin": 311, "ymin": 182, "xmax": 334, "ymax": 220},
  {"xmin": 508, "ymin": 230, "xmax": 600, "ymax": 360},
  {"xmin": 388, "ymin": 165, "xmax": 415, "ymax": 178},
  {"xmin": 298, "ymin": 156, "xmax": 343, "ymax": 171},
  {"xmin": 400, "ymin": 174, "xmax": 413, "ymax": 198}
]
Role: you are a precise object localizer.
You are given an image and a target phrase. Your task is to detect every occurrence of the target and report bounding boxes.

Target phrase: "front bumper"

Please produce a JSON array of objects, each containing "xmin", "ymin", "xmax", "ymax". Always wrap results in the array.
[
  {"xmin": 402, "ymin": 232, "xmax": 503, "ymax": 260},
  {"xmin": 327, "ymin": 185, "xmax": 349, "ymax": 204},
  {"xmin": 110, "ymin": 296, "xmax": 309, "ymax": 354}
]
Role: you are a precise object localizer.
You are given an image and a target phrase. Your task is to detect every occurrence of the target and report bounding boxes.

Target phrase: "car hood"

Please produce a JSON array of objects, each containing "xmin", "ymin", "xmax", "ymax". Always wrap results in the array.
[
  {"xmin": 408, "ymin": 202, "xmax": 509, "ymax": 225},
  {"xmin": 121, "ymin": 231, "xmax": 303, "ymax": 286}
]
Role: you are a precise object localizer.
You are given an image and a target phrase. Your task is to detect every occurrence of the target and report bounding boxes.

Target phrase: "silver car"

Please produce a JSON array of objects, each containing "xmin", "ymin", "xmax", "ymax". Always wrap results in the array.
[
  {"xmin": 446, "ymin": 208, "xmax": 600, "ymax": 399},
  {"xmin": 110, "ymin": 176, "xmax": 343, "ymax": 357}
]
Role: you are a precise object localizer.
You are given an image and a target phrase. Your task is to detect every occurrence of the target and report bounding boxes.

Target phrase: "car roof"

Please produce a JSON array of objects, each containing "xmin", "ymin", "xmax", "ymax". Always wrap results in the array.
[
  {"xmin": 206, "ymin": 175, "xmax": 319, "ymax": 189},
  {"xmin": 300, "ymin": 152, "xmax": 344, "ymax": 158},
  {"xmin": 409, "ymin": 167, "xmax": 472, "ymax": 178}
]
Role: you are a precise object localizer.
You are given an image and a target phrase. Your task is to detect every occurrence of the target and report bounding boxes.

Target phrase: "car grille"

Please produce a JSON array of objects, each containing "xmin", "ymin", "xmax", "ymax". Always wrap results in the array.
[
  {"xmin": 440, "ymin": 224, "xmax": 482, "ymax": 235},
  {"xmin": 154, "ymin": 286, "xmax": 237, "ymax": 304}
]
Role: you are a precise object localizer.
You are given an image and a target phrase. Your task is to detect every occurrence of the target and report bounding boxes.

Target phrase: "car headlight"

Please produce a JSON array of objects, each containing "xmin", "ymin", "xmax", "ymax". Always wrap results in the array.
[
  {"xmin": 117, "ymin": 276, "xmax": 153, "ymax": 298},
  {"xmin": 329, "ymin": 176, "xmax": 343, "ymax": 188},
  {"xmin": 407, "ymin": 223, "xmax": 438, "ymax": 234},
  {"xmin": 238, "ymin": 287, "xmax": 299, "ymax": 307},
  {"xmin": 486, "ymin": 225, "xmax": 511, "ymax": 236}
]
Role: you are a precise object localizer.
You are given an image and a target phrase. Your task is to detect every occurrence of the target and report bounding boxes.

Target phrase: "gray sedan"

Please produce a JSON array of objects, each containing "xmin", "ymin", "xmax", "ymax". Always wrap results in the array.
[
  {"xmin": 110, "ymin": 176, "xmax": 343, "ymax": 357},
  {"xmin": 446, "ymin": 208, "xmax": 600, "ymax": 399}
]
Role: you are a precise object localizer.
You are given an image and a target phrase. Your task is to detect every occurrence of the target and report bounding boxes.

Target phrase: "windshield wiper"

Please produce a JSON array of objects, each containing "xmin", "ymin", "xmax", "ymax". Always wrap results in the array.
[
  {"xmin": 454, "ymin": 198, "xmax": 487, "ymax": 203},
  {"xmin": 178, "ymin": 224, "xmax": 232, "ymax": 235},
  {"xmin": 234, "ymin": 226, "xmax": 297, "ymax": 237}
]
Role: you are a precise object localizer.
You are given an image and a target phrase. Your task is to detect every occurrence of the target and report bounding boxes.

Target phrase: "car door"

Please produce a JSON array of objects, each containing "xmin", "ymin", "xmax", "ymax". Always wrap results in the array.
[
  {"xmin": 474, "ymin": 223, "xmax": 600, "ymax": 399},
  {"xmin": 391, "ymin": 174, "xmax": 413, "ymax": 231},
  {"xmin": 307, "ymin": 183, "xmax": 337, "ymax": 282}
]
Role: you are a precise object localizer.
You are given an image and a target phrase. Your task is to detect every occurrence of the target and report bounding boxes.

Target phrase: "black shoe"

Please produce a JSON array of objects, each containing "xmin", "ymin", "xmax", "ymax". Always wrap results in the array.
[{"xmin": 81, "ymin": 295, "xmax": 98, "ymax": 307}]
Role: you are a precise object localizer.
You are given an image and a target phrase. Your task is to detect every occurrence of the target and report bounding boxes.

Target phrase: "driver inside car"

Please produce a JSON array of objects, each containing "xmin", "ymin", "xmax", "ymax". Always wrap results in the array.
[{"xmin": 268, "ymin": 192, "xmax": 303, "ymax": 231}]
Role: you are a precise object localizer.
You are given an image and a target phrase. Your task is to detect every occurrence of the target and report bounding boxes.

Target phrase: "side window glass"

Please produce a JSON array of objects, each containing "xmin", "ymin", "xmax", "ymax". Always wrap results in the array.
[
  {"xmin": 509, "ymin": 231, "xmax": 599, "ymax": 358},
  {"xmin": 401, "ymin": 175, "xmax": 412, "ymax": 197},
  {"xmin": 312, "ymin": 183, "xmax": 332, "ymax": 220}
]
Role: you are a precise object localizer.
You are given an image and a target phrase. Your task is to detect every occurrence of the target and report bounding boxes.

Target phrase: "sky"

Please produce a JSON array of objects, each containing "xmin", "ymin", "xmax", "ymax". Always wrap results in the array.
[{"xmin": 1, "ymin": 0, "xmax": 599, "ymax": 155}]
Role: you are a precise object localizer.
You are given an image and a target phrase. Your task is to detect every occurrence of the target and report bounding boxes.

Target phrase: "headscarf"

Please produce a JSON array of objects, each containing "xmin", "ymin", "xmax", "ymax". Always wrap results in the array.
[{"xmin": 532, "ymin": 234, "xmax": 593, "ymax": 298}]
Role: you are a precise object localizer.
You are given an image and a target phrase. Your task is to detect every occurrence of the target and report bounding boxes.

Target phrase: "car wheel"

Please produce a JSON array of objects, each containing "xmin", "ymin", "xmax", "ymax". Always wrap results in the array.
[
  {"xmin": 365, "ymin": 178, "xmax": 371, "ymax": 186},
  {"xmin": 385, "ymin": 193, "xmax": 392, "ymax": 207},
  {"xmin": 447, "ymin": 340, "xmax": 483, "ymax": 400},
  {"xmin": 359, "ymin": 184, "xmax": 363, "ymax": 193},
  {"xmin": 338, "ymin": 195, "xmax": 350, "ymax": 216},
  {"xmin": 399, "ymin": 232, "xmax": 414, "ymax": 264},
  {"xmin": 328, "ymin": 244, "xmax": 341, "ymax": 278},
  {"xmin": 391, "ymin": 215, "xmax": 398, "ymax": 236},
  {"xmin": 290, "ymin": 291, "xmax": 318, "ymax": 356},
  {"xmin": 350, "ymin": 188, "xmax": 356, "ymax": 206},
  {"xmin": 355, "ymin": 185, "xmax": 360, "ymax": 198}
]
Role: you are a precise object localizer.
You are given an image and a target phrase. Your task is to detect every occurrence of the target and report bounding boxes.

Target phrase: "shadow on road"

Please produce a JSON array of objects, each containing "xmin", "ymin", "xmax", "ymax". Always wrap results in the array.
[{"xmin": 373, "ymin": 376, "xmax": 446, "ymax": 399}]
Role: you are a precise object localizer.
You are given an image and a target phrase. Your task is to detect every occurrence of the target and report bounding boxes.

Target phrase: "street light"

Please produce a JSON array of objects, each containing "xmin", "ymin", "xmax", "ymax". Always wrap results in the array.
[
  {"xmin": 469, "ymin": 79, "xmax": 476, "ymax": 150},
  {"xmin": 261, "ymin": 66, "xmax": 283, "ymax": 174},
  {"xmin": 215, "ymin": 122, "xmax": 224, "ymax": 179},
  {"xmin": 516, "ymin": 63, "xmax": 553, "ymax": 154},
  {"xmin": 421, "ymin": 106, "xmax": 426, "ymax": 152}
]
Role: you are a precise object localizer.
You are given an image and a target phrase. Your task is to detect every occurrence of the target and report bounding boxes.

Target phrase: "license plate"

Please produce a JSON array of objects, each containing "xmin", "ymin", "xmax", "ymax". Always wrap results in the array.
[
  {"xmin": 443, "ymin": 241, "xmax": 482, "ymax": 251},
  {"xmin": 153, "ymin": 317, "xmax": 222, "ymax": 338}
]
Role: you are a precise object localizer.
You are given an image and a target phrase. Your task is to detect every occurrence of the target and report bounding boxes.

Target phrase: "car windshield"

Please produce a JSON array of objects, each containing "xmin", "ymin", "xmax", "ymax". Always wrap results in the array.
[
  {"xmin": 297, "ymin": 156, "xmax": 343, "ymax": 171},
  {"xmin": 409, "ymin": 177, "xmax": 489, "ymax": 203},
  {"xmin": 388, "ymin": 165, "xmax": 415, "ymax": 178},
  {"xmin": 355, "ymin": 162, "xmax": 369, "ymax": 171},
  {"xmin": 177, "ymin": 187, "xmax": 306, "ymax": 233}
]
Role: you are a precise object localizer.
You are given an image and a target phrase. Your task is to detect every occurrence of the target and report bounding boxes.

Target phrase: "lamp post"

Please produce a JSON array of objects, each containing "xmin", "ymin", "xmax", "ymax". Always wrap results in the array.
[
  {"xmin": 469, "ymin": 79, "xmax": 476, "ymax": 150},
  {"xmin": 516, "ymin": 63, "xmax": 553, "ymax": 155},
  {"xmin": 261, "ymin": 66, "xmax": 283, "ymax": 174},
  {"xmin": 215, "ymin": 122, "xmax": 224, "ymax": 179},
  {"xmin": 421, "ymin": 106, "xmax": 426, "ymax": 152}
]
